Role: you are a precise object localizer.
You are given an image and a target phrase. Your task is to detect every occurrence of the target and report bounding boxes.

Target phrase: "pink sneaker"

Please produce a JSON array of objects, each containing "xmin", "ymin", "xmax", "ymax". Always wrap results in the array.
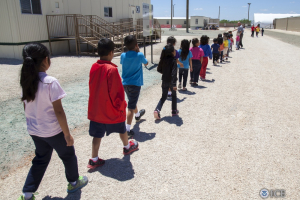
[
  {"xmin": 172, "ymin": 110, "xmax": 179, "ymax": 116},
  {"xmin": 154, "ymin": 110, "xmax": 161, "ymax": 120}
]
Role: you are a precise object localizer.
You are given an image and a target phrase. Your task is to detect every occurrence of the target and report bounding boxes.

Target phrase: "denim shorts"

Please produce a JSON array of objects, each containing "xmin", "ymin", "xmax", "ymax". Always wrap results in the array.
[
  {"xmin": 123, "ymin": 85, "xmax": 141, "ymax": 110},
  {"xmin": 89, "ymin": 121, "xmax": 126, "ymax": 138}
]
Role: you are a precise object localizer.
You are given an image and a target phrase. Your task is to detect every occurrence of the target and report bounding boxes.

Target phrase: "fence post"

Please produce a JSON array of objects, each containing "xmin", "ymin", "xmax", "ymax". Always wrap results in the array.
[
  {"xmin": 46, "ymin": 16, "xmax": 53, "ymax": 55},
  {"xmin": 286, "ymin": 18, "xmax": 288, "ymax": 31}
]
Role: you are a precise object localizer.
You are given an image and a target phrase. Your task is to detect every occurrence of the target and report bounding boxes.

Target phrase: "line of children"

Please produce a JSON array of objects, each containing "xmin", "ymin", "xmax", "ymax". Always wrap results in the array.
[{"xmin": 18, "ymin": 31, "xmax": 240, "ymax": 199}]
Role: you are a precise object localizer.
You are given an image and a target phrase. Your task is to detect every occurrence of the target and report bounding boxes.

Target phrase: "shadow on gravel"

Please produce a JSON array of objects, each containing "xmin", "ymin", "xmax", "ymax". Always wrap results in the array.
[
  {"xmin": 206, "ymin": 71, "xmax": 212, "ymax": 74},
  {"xmin": 178, "ymin": 90, "xmax": 196, "ymax": 95},
  {"xmin": 88, "ymin": 156, "xmax": 134, "ymax": 182},
  {"xmin": 192, "ymin": 85, "xmax": 207, "ymax": 89},
  {"xmin": 42, "ymin": 191, "xmax": 81, "ymax": 200},
  {"xmin": 0, "ymin": 58, "xmax": 22, "ymax": 65},
  {"xmin": 155, "ymin": 116, "xmax": 183, "ymax": 127},
  {"xmin": 132, "ymin": 119, "xmax": 156, "ymax": 142},
  {"xmin": 167, "ymin": 97, "xmax": 187, "ymax": 103},
  {"xmin": 202, "ymin": 79, "xmax": 215, "ymax": 83}
]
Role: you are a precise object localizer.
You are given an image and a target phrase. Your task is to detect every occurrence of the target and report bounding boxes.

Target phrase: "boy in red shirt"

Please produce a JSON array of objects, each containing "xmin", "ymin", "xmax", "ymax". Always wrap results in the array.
[{"xmin": 87, "ymin": 39, "xmax": 139, "ymax": 169}]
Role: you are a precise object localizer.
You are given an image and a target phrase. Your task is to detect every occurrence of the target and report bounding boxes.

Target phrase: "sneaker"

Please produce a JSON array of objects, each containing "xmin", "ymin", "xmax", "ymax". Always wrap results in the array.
[
  {"xmin": 192, "ymin": 83, "xmax": 198, "ymax": 87},
  {"xmin": 214, "ymin": 61, "xmax": 217, "ymax": 65},
  {"xmin": 135, "ymin": 109, "xmax": 145, "ymax": 121},
  {"xmin": 87, "ymin": 158, "xmax": 105, "ymax": 169},
  {"xmin": 154, "ymin": 110, "xmax": 161, "ymax": 120},
  {"xmin": 178, "ymin": 83, "xmax": 182, "ymax": 89},
  {"xmin": 172, "ymin": 110, "xmax": 179, "ymax": 116},
  {"xmin": 167, "ymin": 93, "xmax": 172, "ymax": 98},
  {"xmin": 123, "ymin": 140, "xmax": 139, "ymax": 155},
  {"xmin": 127, "ymin": 130, "xmax": 135, "ymax": 137},
  {"xmin": 18, "ymin": 195, "xmax": 35, "ymax": 200},
  {"xmin": 67, "ymin": 176, "xmax": 88, "ymax": 193}
]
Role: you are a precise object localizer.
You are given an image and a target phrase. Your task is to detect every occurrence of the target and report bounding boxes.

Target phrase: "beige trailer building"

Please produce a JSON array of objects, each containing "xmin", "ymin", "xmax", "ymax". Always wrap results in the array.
[
  {"xmin": 0, "ymin": 0, "xmax": 151, "ymax": 59},
  {"xmin": 156, "ymin": 17, "xmax": 190, "ymax": 28},
  {"xmin": 190, "ymin": 16, "xmax": 211, "ymax": 30}
]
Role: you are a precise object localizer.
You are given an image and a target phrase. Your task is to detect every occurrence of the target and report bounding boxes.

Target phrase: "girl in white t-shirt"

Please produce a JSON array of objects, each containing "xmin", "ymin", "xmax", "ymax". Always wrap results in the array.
[{"xmin": 18, "ymin": 43, "xmax": 88, "ymax": 200}]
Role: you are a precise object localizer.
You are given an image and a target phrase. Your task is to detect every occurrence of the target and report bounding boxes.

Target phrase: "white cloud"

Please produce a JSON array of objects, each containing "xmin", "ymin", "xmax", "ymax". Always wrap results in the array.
[
  {"xmin": 194, "ymin": 8, "xmax": 203, "ymax": 10},
  {"xmin": 290, "ymin": 11, "xmax": 296, "ymax": 14},
  {"xmin": 290, "ymin": 1, "xmax": 295, "ymax": 3},
  {"xmin": 261, "ymin": 9, "xmax": 268, "ymax": 12}
]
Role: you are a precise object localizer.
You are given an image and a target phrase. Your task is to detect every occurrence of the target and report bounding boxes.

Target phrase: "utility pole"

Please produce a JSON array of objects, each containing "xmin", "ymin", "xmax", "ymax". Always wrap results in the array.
[
  {"xmin": 186, "ymin": 0, "xmax": 189, "ymax": 33},
  {"xmin": 171, "ymin": 0, "xmax": 173, "ymax": 30},
  {"xmin": 173, "ymin": 4, "xmax": 175, "ymax": 17},
  {"xmin": 218, "ymin": 6, "xmax": 220, "ymax": 20},
  {"xmin": 248, "ymin": 3, "xmax": 251, "ymax": 24}
]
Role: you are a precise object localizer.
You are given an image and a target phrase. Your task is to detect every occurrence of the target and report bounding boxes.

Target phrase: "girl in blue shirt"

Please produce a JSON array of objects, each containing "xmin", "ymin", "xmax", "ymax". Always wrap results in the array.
[{"xmin": 178, "ymin": 39, "xmax": 193, "ymax": 91}]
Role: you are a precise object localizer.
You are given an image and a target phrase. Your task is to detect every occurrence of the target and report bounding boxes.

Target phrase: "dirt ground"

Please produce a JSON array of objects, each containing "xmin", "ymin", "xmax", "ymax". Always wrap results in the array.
[{"xmin": 1, "ymin": 29, "xmax": 300, "ymax": 199}]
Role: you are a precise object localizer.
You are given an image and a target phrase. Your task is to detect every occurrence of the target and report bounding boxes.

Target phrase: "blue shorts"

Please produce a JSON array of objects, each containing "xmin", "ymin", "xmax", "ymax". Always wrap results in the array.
[
  {"xmin": 124, "ymin": 85, "xmax": 141, "ymax": 110},
  {"xmin": 89, "ymin": 121, "xmax": 126, "ymax": 138}
]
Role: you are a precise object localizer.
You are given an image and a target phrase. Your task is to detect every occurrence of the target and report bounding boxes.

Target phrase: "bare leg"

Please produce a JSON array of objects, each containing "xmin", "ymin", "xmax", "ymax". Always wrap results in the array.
[
  {"xmin": 119, "ymin": 132, "xmax": 129, "ymax": 146},
  {"xmin": 127, "ymin": 107, "xmax": 138, "ymax": 125},
  {"xmin": 92, "ymin": 138, "xmax": 101, "ymax": 158}
]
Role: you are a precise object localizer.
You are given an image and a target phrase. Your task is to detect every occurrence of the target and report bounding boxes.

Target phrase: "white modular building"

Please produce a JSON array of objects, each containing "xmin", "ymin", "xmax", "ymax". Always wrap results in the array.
[{"xmin": 0, "ymin": 0, "xmax": 151, "ymax": 59}]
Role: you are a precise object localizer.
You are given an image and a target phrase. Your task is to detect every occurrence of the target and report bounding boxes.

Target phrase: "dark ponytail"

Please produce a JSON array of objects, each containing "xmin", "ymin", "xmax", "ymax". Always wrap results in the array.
[
  {"xmin": 180, "ymin": 39, "xmax": 191, "ymax": 61},
  {"xmin": 20, "ymin": 43, "xmax": 50, "ymax": 102}
]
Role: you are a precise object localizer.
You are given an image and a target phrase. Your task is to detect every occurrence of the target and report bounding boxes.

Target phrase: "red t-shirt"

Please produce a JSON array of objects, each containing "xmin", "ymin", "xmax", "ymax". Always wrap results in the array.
[
  {"xmin": 88, "ymin": 60, "xmax": 127, "ymax": 124},
  {"xmin": 251, "ymin": 26, "xmax": 255, "ymax": 31}
]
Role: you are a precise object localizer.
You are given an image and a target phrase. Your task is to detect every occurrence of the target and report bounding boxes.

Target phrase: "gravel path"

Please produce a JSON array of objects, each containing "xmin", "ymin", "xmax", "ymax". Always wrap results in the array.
[
  {"xmin": 1, "ymin": 30, "xmax": 300, "ymax": 199},
  {"xmin": 263, "ymin": 29, "xmax": 300, "ymax": 48}
]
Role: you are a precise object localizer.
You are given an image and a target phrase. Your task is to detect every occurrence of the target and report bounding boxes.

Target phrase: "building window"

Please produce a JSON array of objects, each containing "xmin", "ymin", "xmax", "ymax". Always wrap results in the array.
[
  {"xmin": 55, "ymin": 2, "xmax": 59, "ymax": 8},
  {"xmin": 20, "ymin": 0, "xmax": 42, "ymax": 14},
  {"xmin": 184, "ymin": 20, "xmax": 186, "ymax": 24},
  {"xmin": 104, "ymin": 7, "xmax": 113, "ymax": 17},
  {"xmin": 195, "ymin": 19, "xmax": 198, "ymax": 24},
  {"xmin": 166, "ymin": 20, "xmax": 169, "ymax": 24}
]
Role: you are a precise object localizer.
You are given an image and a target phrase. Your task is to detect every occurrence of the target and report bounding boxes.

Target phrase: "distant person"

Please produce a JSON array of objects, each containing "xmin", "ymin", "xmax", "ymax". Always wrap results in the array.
[
  {"xmin": 261, "ymin": 28, "xmax": 264, "ymax": 36},
  {"xmin": 251, "ymin": 25, "xmax": 255, "ymax": 37},
  {"xmin": 230, "ymin": 34, "xmax": 234, "ymax": 51},
  {"xmin": 190, "ymin": 38, "xmax": 204, "ymax": 86},
  {"xmin": 211, "ymin": 38, "xmax": 220, "ymax": 65},
  {"xmin": 235, "ymin": 22, "xmax": 244, "ymax": 48},
  {"xmin": 154, "ymin": 44, "xmax": 178, "ymax": 119},
  {"xmin": 87, "ymin": 39, "xmax": 139, "ymax": 170},
  {"xmin": 120, "ymin": 35, "xmax": 148, "ymax": 137},
  {"xmin": 256, "ymin": 26, "xmax": 260, "ymax": 37},
  {"xmin": 164, "ymin": 36, "xmax": 183, "ymax": 98},
  {"xmin": 217, "ymin": 34, "xmax": 224, "ymax": 63},
  {"xmin": 178, "ymin": 39, "xmax": 193, "ymax": 91},
  {"xmin": 199, "ymin": 35, "xmax": 212, "ymax": 80},
  {"xmin": 18, "ymin": 43, "xmax": 88, "ymax": 200},
  {"xmin": 223, "ymin": 34, "xmax": 229, "ymax": 60}
]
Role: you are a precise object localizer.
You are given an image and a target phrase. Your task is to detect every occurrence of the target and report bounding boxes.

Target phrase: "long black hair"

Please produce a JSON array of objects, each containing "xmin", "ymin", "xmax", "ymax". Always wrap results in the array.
[
  {"xmin": 158, "ymin": 44, "xmax": 175, "ymax": 74},
  {"xmin": 20, "ymin": 43, "xmax": 50, "ymax": 102},
  {"xmin": 180, "ymin": 39, "xmax": 191, "ymax": 61},
  {"xmin": 161, "ymin": 43, "xmax": 174, "ymax": 59},
  {"xmin": 217, "ymin": 34, "xmax": 223, "ymax": 45}
]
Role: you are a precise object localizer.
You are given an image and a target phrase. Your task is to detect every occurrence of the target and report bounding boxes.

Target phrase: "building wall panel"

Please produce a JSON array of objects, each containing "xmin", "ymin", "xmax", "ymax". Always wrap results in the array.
[
  {"xmin": 287, "ymin": 17, "xmax": 300, "ymax": 32},
  {"xmin": 0, "ymin": 0, "xmax": 13, "ymax": 43}
]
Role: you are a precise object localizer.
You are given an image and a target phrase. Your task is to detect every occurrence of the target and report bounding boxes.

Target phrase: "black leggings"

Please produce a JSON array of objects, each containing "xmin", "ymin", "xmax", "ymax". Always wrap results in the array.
[
  {"xmin": 179, "ymin": 68, "xmax": 189, "ymax": 87},
  {"xmin": 155, "ymin": 82, "xmax": 177, "ymax": 111},
  {"xmin": 190, "ymin": 60, "xmax": 201, "ymax": 83}
]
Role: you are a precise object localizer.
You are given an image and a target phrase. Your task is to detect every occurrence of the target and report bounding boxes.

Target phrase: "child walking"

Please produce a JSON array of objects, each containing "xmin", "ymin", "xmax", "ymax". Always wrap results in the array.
[
  {"xmin": 154, "ymin": 44, "xmax": 179, "ymax": 119},
  {"xmin": 121, "ymin": 35, "xmax": 148, "ymax": 137},
  {"xmin": 87, "ymin": 39, "xmax": 139, "ymax": 169},
  {"xmin": 223, "ymin": 35, "xmax": 229, "ymax": 60},
  {"xmin": 236, "ymin": 33, "xmax": 240, "ymax": 50},
  {"xmin": 189, "ymin": 38, "xmax": 204, "ymax": 86},
  {"xmin": 178, "ymin": 39, "xmax": 193, "ymax": 90},
  {"xmin": 211, "ymin": 38, "xmax": 220, "ymax": 65},
  {"xmin": 18, "ymin": 43, "xmax": 88, "ymax": 200},
  {"xmin": 199, "ymin": 35, "xmax": 212, "ymax": 80},
  {"xmin": 165, "ymin": 36, "xmax": 183, "ymax": 97},
  {"xmin": 217, "ymin": 34, "xmax": 224, "ymax": 63}
]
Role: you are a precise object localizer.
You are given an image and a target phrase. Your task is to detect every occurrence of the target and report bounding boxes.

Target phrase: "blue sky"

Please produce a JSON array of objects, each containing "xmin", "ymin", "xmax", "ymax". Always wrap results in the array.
[{"xmin": 151, "ymin": 0, "xmax": 300, "ymax": 21}]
